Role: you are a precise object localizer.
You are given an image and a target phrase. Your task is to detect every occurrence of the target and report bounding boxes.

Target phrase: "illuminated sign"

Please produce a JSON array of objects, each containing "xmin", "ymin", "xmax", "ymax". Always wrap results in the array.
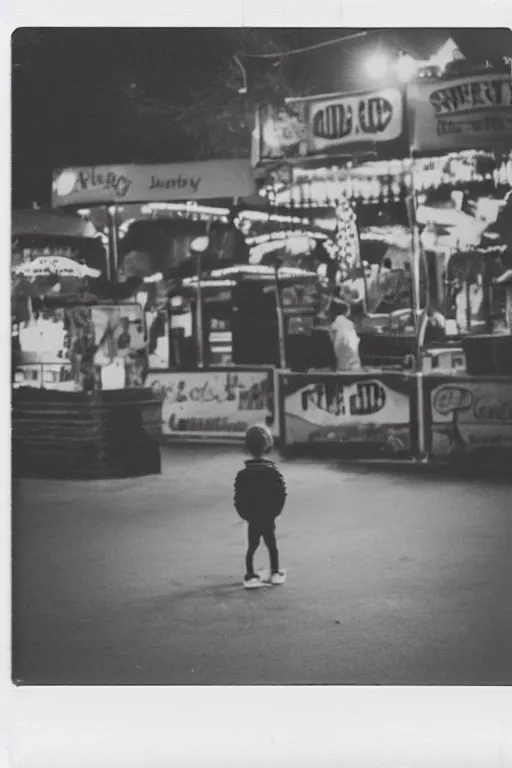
[
  {"xmin": 409, "ymin": 73, "xmax": 512, "ymax": 152},
  {"xmin": 13, "ymin": 256, "xmax": 101, "ymax": 279},
  {"xmin": 255, "ymin": 88, "xmax": 403, "ymax": 164},
  {"xmin": 52, "ymin": 159, "xmax": 255, "ymax": 207},
  {"xmin": 306, "ymin": 88, "xmax": 403, "ymax": 152}
]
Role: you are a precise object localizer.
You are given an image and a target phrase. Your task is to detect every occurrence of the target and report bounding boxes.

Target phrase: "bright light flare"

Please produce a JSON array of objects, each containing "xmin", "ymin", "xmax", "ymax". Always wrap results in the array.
[
  {"xmin": 190, "ymin": 236, "xmax": 210, "ymax": 253},
  {"xmin": 364, "ymin": 53, "xmax": 389, "ymax": 80},
  {"xmin": 53, "ymin": 170, "xmax": 78, "ymax": 197}
]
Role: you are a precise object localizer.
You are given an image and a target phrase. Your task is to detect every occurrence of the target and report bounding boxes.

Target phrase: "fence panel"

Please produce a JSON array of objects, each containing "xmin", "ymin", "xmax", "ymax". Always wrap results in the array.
[
  {"xmin": 146, "ymin": 367, "xmax": 275, "ymax": 443},
  {"xmin": 423, "ymin": 375, "xmax": 512, "ymax": 460},
  {"xmin": 278, "ymin": 370, "xmax": 417, "ymax": 458}
]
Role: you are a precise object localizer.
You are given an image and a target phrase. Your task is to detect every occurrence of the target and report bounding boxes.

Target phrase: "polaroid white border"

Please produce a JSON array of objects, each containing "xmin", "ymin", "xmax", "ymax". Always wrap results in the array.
[{"xmin": 4, "ymin": 3, "xmax": 512, "ymax": 767}]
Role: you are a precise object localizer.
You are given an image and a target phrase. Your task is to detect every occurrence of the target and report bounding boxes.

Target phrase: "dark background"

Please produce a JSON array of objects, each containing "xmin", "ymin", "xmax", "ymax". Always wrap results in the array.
[{"xmin": 11, "ymin": 27, "xmax": 512, "ymax": 208}]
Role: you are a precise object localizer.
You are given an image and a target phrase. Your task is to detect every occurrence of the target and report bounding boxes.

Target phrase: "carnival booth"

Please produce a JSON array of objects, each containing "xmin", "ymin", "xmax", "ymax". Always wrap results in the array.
[
  {"xmin": 407, "ymin": 66, "xmax": 512, "ymax": 462},
  {"xmin": 50, "ymin": 160, "xmax": 271, "ymax": 443},
  {"xmin": 46, "ymin": 64, "xmax": 512, "ymax": 462},
  {"xmin": 252, "ymin": 85, "xmax": 420, "ymax": 456},
  {"xmin": 144, "ymin": 262, "xmax": 322, "ymax": 442},
  {"xmin": 50, "ymin": 158, "xmax": 348, "ymax": 444},
  {"xmin": 251, "ymin": 60, "xmax": 512, "ymax": 460},
  {"xmin": 11, "ymin": 209, "xmax": 162, "ymax": 479}
]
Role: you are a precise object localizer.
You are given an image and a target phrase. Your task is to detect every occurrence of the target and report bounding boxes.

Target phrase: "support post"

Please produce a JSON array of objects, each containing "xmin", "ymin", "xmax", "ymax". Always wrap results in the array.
[
  {"xmin": 107, "ymin": 205, "xmax": 119, "ymax": 284},
  {"xmin": 274, "ymin": 264, "xmax": 287, "ymax": 370},
  {"xmin": 196, "ymin": 252, "xmax": 204, "ymax": 368}
]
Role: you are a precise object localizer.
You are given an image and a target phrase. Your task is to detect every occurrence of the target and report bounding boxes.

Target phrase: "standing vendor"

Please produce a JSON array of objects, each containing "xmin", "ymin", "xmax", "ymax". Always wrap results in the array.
[{"xmin": 329, "ymin": 299, "xmax": 361, "ymax": 371}]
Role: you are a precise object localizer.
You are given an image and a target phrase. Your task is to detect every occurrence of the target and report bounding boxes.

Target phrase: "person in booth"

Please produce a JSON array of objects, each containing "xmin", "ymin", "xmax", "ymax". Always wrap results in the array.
[
  {"xmin": 310, "ymin": 316, "xmax": 337, "ymax": 371},
  {"xmin": 329, "ymin": 298, "xmax": 361, "ymax": 371}
]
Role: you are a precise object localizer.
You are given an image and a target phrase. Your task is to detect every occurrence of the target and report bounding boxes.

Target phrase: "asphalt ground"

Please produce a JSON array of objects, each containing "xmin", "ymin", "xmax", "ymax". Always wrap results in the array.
[{"xmin": 12, "ymin": 445, "xmax": 512, "ymax": 685}]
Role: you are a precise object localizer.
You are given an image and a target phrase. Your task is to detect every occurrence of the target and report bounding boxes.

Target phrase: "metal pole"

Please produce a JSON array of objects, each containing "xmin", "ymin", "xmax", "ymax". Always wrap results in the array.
[
  {"xmin": 195, "ymin": 221, "xmax": 211, "ymax": 369},
  {"xmin": 354, "ymin": 215, "xmax": 368, "ymax": 313},
  {"xmin": 103, "ymin": 205, "xmax": 111, "ymax": 281},
  {"xmin": 107, "ymin": 205, "xmax": 119, "ymax": 284},
  {"xmin": 274, "ymin": 265, "xmax": 287, "ymax": 369},
  {"xmin": 403, "ymin": 82, "xmax": 424, "ymax": 369},
  {"xmin": 196, "ymin": 252, "xmax": 204, "ymax": 368}
]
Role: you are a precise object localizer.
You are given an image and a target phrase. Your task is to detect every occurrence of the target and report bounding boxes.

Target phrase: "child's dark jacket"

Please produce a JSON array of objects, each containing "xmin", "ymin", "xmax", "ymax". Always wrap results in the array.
[{"xmin": 234, "ymin": 458, "xmax": 287, "ymax": 523}]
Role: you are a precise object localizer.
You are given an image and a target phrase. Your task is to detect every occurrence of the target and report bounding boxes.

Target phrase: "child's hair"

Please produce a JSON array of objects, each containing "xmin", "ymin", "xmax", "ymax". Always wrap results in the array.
[{"xmin": 245, "ymin": 425, "xmax": 273, "ymax": 457}]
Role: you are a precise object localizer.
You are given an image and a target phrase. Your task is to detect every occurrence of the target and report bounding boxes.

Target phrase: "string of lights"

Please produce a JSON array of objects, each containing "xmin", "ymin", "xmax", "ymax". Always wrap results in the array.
[{"xmin": 237, "ymin": 30, "xmax": 375, "ymax": 60}]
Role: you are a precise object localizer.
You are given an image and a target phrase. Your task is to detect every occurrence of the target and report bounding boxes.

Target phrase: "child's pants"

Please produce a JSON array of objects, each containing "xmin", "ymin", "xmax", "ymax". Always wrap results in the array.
[{"xmin": 246, "ymin": 519, "xmax": 279, "ymax": 575}]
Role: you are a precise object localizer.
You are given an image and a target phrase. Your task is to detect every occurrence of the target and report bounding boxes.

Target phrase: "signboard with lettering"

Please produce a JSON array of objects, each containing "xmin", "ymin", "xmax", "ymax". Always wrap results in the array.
[
  {"xmin": 426, "ymin": 376, "xmax": 512, "ymax": 456},
  {"xmin": 256, "ymin": 102, "xmax": 309, "ymax": 162},
  {"xmin": 408, "ymin": 73, "xmax": 512, "ymax": 153},
  {"xmin": 281, "ymin": 372, "xmax": 412, "ymax": 455},
  {"xmin": 254, "ymin": 88, "xmax": 404, "ymax": 164},
  {"xmin": 305, "ymin": 87, "xmax": 404, "ymax": 153},
  {"xmin": 13, "ymin": 255, "xmax": 101, "ymax": 280},
  {"xmin": 146, "ymin": 368, "xmax": 273, "ymax": 441},
  {"xmin": 52, "ymin": 159, "xmax": 255, "ymax": 207}
]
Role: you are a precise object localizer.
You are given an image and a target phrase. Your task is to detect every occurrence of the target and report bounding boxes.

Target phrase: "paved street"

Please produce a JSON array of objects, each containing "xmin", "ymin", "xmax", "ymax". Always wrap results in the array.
[{"xmin": 12, "ymin": 446, "xmax": 512, "ymax": 685}]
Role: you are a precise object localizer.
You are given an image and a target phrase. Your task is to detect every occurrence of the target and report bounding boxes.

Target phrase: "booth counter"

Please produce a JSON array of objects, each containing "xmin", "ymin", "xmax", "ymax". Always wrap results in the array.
[
  {"xmin": 12, "ymin": 387, "xmax": 162, "ymax": 479},
  {"xmin": 277, "ymin": 370, "xmax": 416, "ymax": 457},
  {"xmin": 422, "ymin": 374, "xmax": 512, "ymax": 459},
  {"xmin": 145, "ymin": 366, "xmax": 276, "ymax": 443},
  {"xmin": 143, "ymin": 361, "xmax": 512, "ymax": 466}
]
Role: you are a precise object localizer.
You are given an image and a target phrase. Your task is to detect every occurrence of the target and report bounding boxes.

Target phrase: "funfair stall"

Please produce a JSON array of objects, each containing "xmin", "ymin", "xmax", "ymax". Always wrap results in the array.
[
  {"xmin": 48, "ymin": 63, "xmax": 512, "ymax": 461},
  {"xmin": 51, "ymin": 158, "xmax": 344, "ymax": 444},
  {"xmin": 11, "ymin": 209, "xmax": 161, "ymax": 478},
  {"xmin": 145, "ymin": 263, "xmax": 321, "ymax": 442},
  {"xmin": 253, "ymin": 83, "xmax": 419, "ymax": 456},
  {"xmin": 252, "ymin": 60, "xmax": 512, "ymax": 460},
  {"xmin": 408, "ymin": 66, "xmax": 512, "ymax": 461},
  {"xmin": 51, "ymin": 159, "xmax": 275, "ymax": 442}
]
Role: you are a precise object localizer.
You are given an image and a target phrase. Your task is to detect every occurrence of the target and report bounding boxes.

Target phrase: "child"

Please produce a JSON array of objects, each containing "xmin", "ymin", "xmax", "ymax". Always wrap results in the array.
[{"xmin": 234, "ymin": 425, "xmax": 287, "ymax": 589}]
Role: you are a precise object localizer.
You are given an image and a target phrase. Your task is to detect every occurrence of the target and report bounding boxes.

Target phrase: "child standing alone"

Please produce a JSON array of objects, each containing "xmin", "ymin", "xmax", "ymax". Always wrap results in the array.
[{"xmin": 234, "ymin": 425, "xmax": 287, "ymax": 589}]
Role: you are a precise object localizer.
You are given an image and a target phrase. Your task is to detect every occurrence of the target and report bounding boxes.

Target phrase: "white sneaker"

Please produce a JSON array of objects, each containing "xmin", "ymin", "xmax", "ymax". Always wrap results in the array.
[
  {"xmin": 271, "ymin": 570, "xmax": 286, "ymax": 585},
  {"xmin": 243, "ymin": 575, "xmax": 263, "ymax": 589},
  {"xmin": 257, "ymin": 569, "xmax": 271, "ymax": 582}
]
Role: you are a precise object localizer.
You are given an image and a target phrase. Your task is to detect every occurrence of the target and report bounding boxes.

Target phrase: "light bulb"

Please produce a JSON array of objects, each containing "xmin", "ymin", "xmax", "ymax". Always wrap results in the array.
[
  {"xmin": 365, "ymin": 53, "xmax": 389, "ymax": 80},
  {"xmin": 53, "ymin": 170, "xmax": 78, "ymax": 197}
]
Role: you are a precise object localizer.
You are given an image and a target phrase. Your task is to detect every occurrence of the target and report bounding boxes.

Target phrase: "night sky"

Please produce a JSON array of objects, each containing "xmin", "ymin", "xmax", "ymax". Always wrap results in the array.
[{"xmin": 11, "ymin": 27, "xmax": 512, "ymax": 208}]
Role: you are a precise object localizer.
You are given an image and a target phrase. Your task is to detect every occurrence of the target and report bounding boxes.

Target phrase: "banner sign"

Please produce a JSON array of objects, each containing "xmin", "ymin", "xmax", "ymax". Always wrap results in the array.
[
  {"xmin": 306, "ymin": 87, "xmax": 404, "ymax": 153},
  {"xmin": 409, "ymin": 73, "xmax": 512, "ymax": 153},
  {"xmin": 146, "ymin": 368, "xmax": 273, "ymax": 441},
  {"xmin": 426, "ymin": 376, "xmax": 512, "ymax": 456},
  {"xmin": 281, "ymin": 372, "xmax": 412, "ymax": 455},
  {"xmin": 52, "ymin": 159, "xmax": 254, "ymax": 207},
  {"xmin": 255, "ymin": 88, "xmax": 404, "ymax": 164},
  {"xmin": 13, "ymin": 255, "xmax": 101, "ymax": 280}
]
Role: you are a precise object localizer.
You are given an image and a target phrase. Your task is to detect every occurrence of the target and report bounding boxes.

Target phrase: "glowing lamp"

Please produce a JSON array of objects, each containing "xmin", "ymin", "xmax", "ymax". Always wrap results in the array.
[
  {"xmin": 53, "ymin": 170, "xmax": 78, "ymax": 197},
  {"xmin": 190, "ymin": 236, "xmax": 210, "ymax": 254},
  {"xmin": 364, "ymin": 53, "xmax": 389, "ymax": 80},
  {"xmin": 143, "ymin": 272, "xmax": 163, "ymax": 284}
]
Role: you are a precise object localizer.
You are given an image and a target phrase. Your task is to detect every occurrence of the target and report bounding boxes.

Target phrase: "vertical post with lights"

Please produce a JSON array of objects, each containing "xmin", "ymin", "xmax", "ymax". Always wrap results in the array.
[
  {"xmin": 196, "ymin": 254, "xmax": 204, "ymax": 369},
  {"xmin": 268, "ymin": 184, "xmax": 287, "ymax": 370},
  {"xmin": 107, "ymin": 205, "xmax": 119, "ymax": 284},
  {"xmin": 190, "ymin": 233, "xmax": 210, "ymax": 369},
  {"xmin": 273, "ymin": 260, "xmax": 287, "ymax": 370}
]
